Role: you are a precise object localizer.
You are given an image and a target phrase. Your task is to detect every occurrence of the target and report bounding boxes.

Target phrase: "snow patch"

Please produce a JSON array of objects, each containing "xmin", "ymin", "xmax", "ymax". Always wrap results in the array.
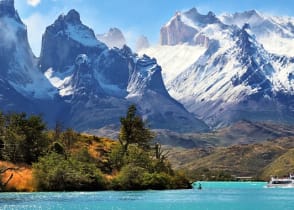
[
  {"xmin": 181, "ymin": 13, "xmax": 200, "ymax": 30},
  {"xmin": 259, "ymin": 35, "xmax": 294, "ymax": 56},
  {"xmin": 44, "ymin": 67, "xmax": 74, "ymax": 97},
  {"xmin": 139, "ymin": 45, "xmax": 206, "ymax": 84},
  {"xmin": 66, "ymin": 24, "xmax": 101, "ymax": 47}
]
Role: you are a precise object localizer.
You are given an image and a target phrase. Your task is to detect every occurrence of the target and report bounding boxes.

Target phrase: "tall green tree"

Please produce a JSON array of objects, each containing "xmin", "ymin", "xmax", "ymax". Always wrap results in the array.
[
  {"xmin": 119, "ymin": 105, "xmax": 154, "ymax": 154},
  {"xmin": 21, "ymin": 115, "xmax": 49, "ymax": 163},
  {"xmin": 1, "ymin": 113, "xmax": 49, "ymax": 164}
]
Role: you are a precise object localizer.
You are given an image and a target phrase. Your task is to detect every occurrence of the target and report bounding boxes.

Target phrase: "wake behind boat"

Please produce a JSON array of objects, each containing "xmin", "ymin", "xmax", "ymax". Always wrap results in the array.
[{"xmin": 267, "ymin": 174, "xmax": 294, "ymax": 188}]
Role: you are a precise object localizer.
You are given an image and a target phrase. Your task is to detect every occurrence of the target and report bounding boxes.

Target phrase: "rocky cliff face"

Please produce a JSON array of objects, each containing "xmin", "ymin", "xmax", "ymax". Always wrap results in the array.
[
  {"xmin": 40, "ymin": 10, "xmax": 209, "ymax": 132},
  {"xmin": 143, "ymin": 8, "xmax": 294, "ymax": 128},
  {"xmin": 0, "ymin": 0, "xmax": 63, "ymax": 125},
  {"xmin": 0, "ymin": 0, "xmax": 54, "ymax": 97},
  {"xmin": 39, "ymin": 10, "xmax": 107, "ymax": 74},
  {"xmin": 0, "ymin": 1, "xmax": 208, "ymax": 134},
  {"xmin": 160, "ymin": 8, "xmax": 222, "ymax": 46},
  {"xmin": 220, "ymin": 10, "xmax": 294, "ymax": 56}
]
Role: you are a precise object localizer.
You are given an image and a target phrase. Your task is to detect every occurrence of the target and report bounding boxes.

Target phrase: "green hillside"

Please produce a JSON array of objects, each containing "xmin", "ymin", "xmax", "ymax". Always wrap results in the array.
[
  {"xmin": 156, "ymin": 121, "xmax": 294, "ymax": 148},
  {"xmin": 260, "ymin": 148, "xmax": 294, "ymax": 179},
  {"xmin": 167, "ymin": 136, "xmax": 294, "ymax": 181}
]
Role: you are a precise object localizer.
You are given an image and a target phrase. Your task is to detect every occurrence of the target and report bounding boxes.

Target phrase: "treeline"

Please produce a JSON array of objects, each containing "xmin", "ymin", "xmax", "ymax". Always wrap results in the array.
[{"xmin": 0, "ymin": 106, "xmax": 190, "ymax": 191}]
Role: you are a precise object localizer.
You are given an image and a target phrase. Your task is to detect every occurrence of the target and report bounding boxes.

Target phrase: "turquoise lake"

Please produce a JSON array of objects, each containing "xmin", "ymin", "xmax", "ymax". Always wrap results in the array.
[{"xmin": 1, "ymin": 182, "xmax": 294, "ymax": 210}]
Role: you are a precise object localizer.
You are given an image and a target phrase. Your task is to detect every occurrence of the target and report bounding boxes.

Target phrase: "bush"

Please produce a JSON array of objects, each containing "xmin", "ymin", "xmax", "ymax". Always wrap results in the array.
[
  {"xmin": 112, "ymin": 164, "xmax": 148, "ymax": 190},
  {"xmin": 142, "ymin": 172, "xmax": 172, "ymax": 189},
  {"xmin": 109, "ymin": 144, "xmax": 125, "ymax": 170},
  {"xmin": 112, "ymin": 164, "xmax": 189, "ymax": 190},
  {"xmin": 171, "ymin": 172, "xmax": 192, "ymax": 189},
  {"xmin": 33, "ymin": 153, "xmax": 107, "ymax": 191}
]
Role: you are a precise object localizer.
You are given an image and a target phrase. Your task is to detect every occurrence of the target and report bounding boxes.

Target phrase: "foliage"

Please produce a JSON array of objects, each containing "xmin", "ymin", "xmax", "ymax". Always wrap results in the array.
[
  {"xmin": 61, "ymin": 128, "xmax": 78, "ymax": 151},
  {"xmin": 0, "ymin": 113, "xmax": 49, "ymax": 164},
  {"xmin": 119, "ymin": 105, "xmax": 154, "ymax": 154},
  {"xmin": 112, "ymin": 163, "xmax": 191, "ymax": 190},
  {"xmin": 111, "ymin": 164, "xmax": 174, "ymax": 190},
  {"xmin": 171, "ymin": 171, "xmax": 192, "ymax": 189},
  {"xmin": 141, "ymin": 172, "xmax": 172, "ymax": 189},
  {"xmin": 112, "ymin": 164, "xmax": 148, "ymax": 190},
  {"xmin": 110, "ymin": 143, "xmax": 190, "ymax": 190},
  {"xmin": 33, "ymin": 152, "xmax": 107, "ymax": 191},
  {"xmin": 109, "ymin": 105, "xmax": 191, "ymax": 190},
  {"xmin": 109, "ymin": 144, "xmax": 125, "ymax": 170},
  {"xmin": 123, "ymin": 145, "xmax": 152, "ymax": 169},
  {"xmin": 49, "ymin": 141, "xmax": 65, "ymax": 155},
  {"xmin": 0, "ymin": 108, "xmax": 191, "ymax": 191}
]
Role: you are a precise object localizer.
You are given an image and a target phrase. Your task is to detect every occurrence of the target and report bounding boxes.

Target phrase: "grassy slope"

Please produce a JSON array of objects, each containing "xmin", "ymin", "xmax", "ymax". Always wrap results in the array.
[
  {"xmin": 156, "ymin": 121, "xmax": 294, "ymax": 148},
  {"xmin": 0, "ymin": 161, "xmax": 34, "ymax": 191},
  {"xmin": 167, "ymin": 136, "xmax": 294, "ymax": 179},
  {"xmin": 260, "ymin": 148, "xmax": 294, "ymax": 179}
]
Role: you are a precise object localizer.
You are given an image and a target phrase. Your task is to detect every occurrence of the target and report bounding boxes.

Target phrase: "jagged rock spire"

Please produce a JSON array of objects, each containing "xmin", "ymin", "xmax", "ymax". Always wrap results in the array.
[{"xmin": 55, "ymin": 9, "xmax": 82, "ymax": 25}]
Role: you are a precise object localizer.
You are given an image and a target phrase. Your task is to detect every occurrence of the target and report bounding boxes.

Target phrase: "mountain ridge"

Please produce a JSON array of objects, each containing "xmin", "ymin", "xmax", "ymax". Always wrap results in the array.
[
  {"xmin": 141, "ymin": 8, "xmax": 294, "ymax": 129},
  {"xmin": 0, "ymin": 1, "xmax": 209, "ymax": 134}
]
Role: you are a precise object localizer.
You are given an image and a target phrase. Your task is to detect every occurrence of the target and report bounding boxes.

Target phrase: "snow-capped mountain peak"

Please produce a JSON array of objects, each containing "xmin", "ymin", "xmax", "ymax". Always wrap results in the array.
[
  {"xmin": 0, "ymin": 0, "xmax": 56, "ymax": 99},
  {"xmin": 38, "ymin": 10, "xmax": 209, "ymax": 132},
  {"xmin": 51, "ymin": 9, "xmax": 102, "ymax": 48},
  {"xmin": 160, "ymin": 8, "xmax": 223, "ymax": 46},
  {"xmin": 221, "ymin": 10, "xmax": 294, "ymax": 56},
  {"xmin": 39, "ymin": 9, "xmax": 107, "ymax": 74},
  {"xmin": 59, "ymin": 9, "xmax": 81, "ymax": 25},
  {"xmin": 143, "ymin": 8, "xmax": 294, "ymax": 128},
  {"xmin": 220, "ymin": 10, "xmax": 263, "ymax": 28}
]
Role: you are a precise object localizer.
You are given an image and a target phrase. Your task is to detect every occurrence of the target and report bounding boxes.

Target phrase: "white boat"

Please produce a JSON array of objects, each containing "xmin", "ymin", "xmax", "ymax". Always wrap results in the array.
[{"xmin": 267, "ymin": 174, "xmax": 294, "ymax": 188}]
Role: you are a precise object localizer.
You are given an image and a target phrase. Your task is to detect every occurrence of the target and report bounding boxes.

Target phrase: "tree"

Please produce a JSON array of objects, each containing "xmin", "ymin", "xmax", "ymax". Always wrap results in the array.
[
  {"xmin": 61, "ymin": 128, "xmax": 77, "ymax": 152},
  {"xmin": 0, "ymin": 113, "xmax": 49, "ymax": 164},
  {"xmin": 21, "ymin": 115, "xmax": 49, "ymax": 163},
  {"xmin": 53, "ymin": 121, "xmax": 63, "ymax": 141},
  {"xmin": 118, "ymin": 105, "xmax": 154, "ymax": 154}
]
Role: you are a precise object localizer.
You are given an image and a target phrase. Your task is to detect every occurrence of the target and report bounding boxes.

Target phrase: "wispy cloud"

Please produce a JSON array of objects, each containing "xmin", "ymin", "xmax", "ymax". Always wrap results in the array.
[
  {"xmin": 27, "ymin": 0, "xmax": 41, "ymax": 7},
  {"xmin": 23, "ymin": 11, "xmax": 58, "ymax": 56}
]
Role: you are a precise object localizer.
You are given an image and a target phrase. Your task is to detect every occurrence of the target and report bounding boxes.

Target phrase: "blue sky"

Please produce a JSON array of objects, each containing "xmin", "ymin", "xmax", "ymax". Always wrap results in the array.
[{"xmin": 14, "ymin": 0, "xmax": 294, "ymax": 55}]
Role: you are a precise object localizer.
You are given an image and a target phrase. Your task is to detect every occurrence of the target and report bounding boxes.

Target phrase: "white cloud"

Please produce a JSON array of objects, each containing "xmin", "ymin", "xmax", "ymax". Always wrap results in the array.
[
  {"xmin": 123, "ymin": 29, "xmax": 140, "ymax": 50},
  {"xmin": 23, "ymin": 12, "xmax": 57, "ymax": 56},
  {"xmin": 27, "ymin": 0, "xmax": 41, "ymax": 7}
]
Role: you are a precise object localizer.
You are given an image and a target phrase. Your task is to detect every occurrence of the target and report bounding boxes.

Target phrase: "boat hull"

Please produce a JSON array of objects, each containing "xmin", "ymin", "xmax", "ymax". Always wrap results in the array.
[{"xmin": 267, "ymin": 183, "xmax": 294, "ymax": 188}]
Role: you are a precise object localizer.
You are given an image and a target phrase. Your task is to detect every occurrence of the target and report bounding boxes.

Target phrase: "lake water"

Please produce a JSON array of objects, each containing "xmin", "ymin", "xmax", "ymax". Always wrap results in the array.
[{"xmin": 1, "ymin": 182, "xmax": 294, "ymax": 210}]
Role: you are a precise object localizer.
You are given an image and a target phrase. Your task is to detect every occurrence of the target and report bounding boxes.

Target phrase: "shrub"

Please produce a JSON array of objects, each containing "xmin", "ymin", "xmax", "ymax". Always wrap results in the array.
[
  {"xmin": 33, "ymin": 153, "xmax": 107, "ymax": 191},
  {"xmin": 142, "ymin": 172, "xmax": 172, "ymax": 189},
  {"xmin": 112, "ymin": 164, "xmax": 148, "ymax": 190}
]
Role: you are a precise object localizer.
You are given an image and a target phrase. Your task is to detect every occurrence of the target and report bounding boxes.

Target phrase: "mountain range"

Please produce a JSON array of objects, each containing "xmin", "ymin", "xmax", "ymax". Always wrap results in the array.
[
  {"xmin": 140, "ymin": 8, "xmax": 294, "ymax": 129},
  {"xmin": 0, "ymin": 0, "xmax": 293, "ymax": 141},
  {"xmin": 0, "ymin": 0, "xmax": 208, "ymax": 133}
]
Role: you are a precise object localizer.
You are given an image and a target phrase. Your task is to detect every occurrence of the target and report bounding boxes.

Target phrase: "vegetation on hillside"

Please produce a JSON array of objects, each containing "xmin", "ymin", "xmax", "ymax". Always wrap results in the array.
[
  {"xmin": 0, "ymin": 106, "xmax": 190, "ymax": 191},
  {"xmin": 167, "ymin": 136, "xmax": 294, "ymax": 181},
  {"xmin": 260, "ymin": 148, "xmax": 294, "ymax": 179},
  {"xmin": 1, "ymin": 107, "xmax": 294, "ymax": 190}
]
